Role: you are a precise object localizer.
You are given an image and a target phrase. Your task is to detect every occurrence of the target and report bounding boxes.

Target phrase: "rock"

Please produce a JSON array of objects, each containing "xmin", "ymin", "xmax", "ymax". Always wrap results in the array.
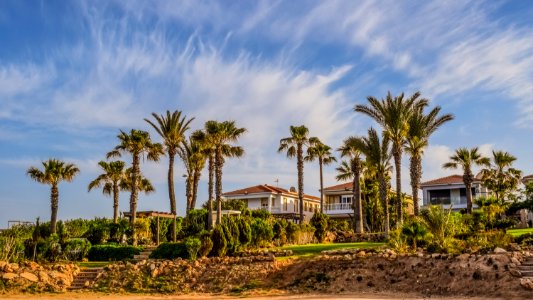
[
  {"xmin": 511, "ymin": 257, "xmax": 520, "ymax": 265},
  {"xmin": 520, "ymin": 278, "xmax": 533, "ymax": 290},
  {"xmin": 494, "ymin": 247, "xmax": 507, "ymax": 254},
  {"xmin": 509, "ymin": 268, "xmax": 522, "ymax": 277},
  {"xmin": 38, "ymin": 271, "xmax": 49, "ymax": 283},
  {"xmin": 431, "ymin": 253, "xmax": 441, "ymax": 259},
  {"xmin": 0, "ymin": 261, "xmax": 7, "ymax": 269},
  {"xmin": 20, "ymin": 272, "xmax": 39, "ymax": 282},
  {"xmin": 150, "ymin": 263, "xmax": 156, "ymax": 270},
  {"xmin": 357, "ymin": 251, "xmax": 366, "ymax": 257},
  {"xmin": 2, "ymin": 273, "xmax": 18, "ymax": 280}
]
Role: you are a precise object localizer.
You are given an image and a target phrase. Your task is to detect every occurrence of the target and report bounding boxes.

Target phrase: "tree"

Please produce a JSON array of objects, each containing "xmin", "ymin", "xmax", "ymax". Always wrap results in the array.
[
  {"xmin": 278, "ymin": 125, "xmax": 316, "ymax": 223},
  {"xmin": 145, "ymin": 110, "xmax": 194, "ymax": 242},
  {"xmin": 481, "ymin": 150, "xmax": 522, "ymax": 202},
  {"xmin": 355, "ymin": 91, "xmax": 427, "ymax": 224},
  {"xmin": 107, "ymin": 129, "xmax": 163, "ymax": 245},
  {"xmin": 191, "ymin": 129, "xmax": 216, "ymax": 229},
  {"xmin": 202, "ymin": 121, "xmax": 246, "ymax": 225},
  {"xmin": 443, "ymin": 147, "xmax": 490, "ymax": 214},
  {"xmin": 405, "ymin": 106, "xmax": 454, "ymax": 215},
  {"xmin": 88, "ymin": 160, "xmax": 128, "ymax": 223},
  {"xmin": 337, "ymin": 136, "xmax": 365, "ymax": 233},
  {"xmin": 305, "ymin": 138, "xmax": 337, "ymax": 213},
  {"xmin": 178, "ymin": 137, "xmax": 207, "ymax": 213},
  {"xmin": 401, "ymin": 220, "xmax": 428, "ymax": 249},
  {"xmin": 27, "ymin": 159, "xmax": 80, "ymax": 234}
]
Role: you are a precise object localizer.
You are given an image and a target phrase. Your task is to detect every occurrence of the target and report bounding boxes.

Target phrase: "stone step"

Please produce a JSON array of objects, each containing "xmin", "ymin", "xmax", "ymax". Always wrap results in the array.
[
  {"xmin": 518, "ymin": 265, "xmax": 533, "ymax": 270},
  {"xmin": 521, "ymin": 271, "xmax": 533, "ymax": 277}
]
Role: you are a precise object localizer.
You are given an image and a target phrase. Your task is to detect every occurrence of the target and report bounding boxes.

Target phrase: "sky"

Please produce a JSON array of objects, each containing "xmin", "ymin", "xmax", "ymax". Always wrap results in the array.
[{"xmin": 1, "ymin": 0, "xmax": 533, "ymax": 227}]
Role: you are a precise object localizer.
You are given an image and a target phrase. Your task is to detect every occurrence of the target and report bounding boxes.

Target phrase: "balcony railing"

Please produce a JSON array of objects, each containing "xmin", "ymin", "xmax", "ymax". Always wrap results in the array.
[{"xmin": 325, "ymin": 202, "xmax": 353, "ymax": 212}]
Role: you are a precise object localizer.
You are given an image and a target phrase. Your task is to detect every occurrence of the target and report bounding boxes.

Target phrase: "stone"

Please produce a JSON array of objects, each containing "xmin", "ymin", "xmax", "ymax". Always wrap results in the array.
[
  {"xmin": 509, "ymin": 268, "xmax": 522, "ymax": 277},
  {"xmin": 520, "ymin": 278, "xmax": 533, "ymax": 290},
  {"xmin": 2, "ymin": 273, "xmax": 18, "ymax": 280},
  {"xmin": 38, "ymin": 271, "xmax": 49, "ymax": 283},
  {"xmin": 0, "ymin": 261, "xmax": 7, "ymax": 269},
  {"xmin": 20, "ymin": 272, "xmax": 39, "ymax": 282},
  {"xmin": 511, "ymin": 257, "xmax": 520, "ymax": 265},
  {"xmin": 494, "ymin": 247, "xmax": 507, "ymax": 254},
  {"xmin": 357, "ymin": 251, "xmax": 366, "ymax": 257}
]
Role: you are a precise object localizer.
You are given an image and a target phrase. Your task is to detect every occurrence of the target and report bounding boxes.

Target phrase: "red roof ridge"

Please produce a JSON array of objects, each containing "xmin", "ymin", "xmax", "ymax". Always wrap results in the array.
[{"xmin": 420, "ymin": 174, "xmax": 481, "ymax": 186}]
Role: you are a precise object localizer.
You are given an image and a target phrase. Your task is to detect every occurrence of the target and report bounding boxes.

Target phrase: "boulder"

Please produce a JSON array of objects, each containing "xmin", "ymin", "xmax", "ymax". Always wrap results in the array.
[
  {"xmin": 520, "ymin": 278, "xmax": 533, "ymax": 290},
  {"xmin": 2, "ymin": 273, "xmax": 18, "ymax": 280},
  {"xmin": 494, "ymin": 247, "xmax": 507, "ymax": 254},
  {"xmin": 20, "ymin": 272, "xmax": 39, "ymax": 282},
  {"xmin": 509, "ymin": 268, "xmax": 522, "ymax": 277}
]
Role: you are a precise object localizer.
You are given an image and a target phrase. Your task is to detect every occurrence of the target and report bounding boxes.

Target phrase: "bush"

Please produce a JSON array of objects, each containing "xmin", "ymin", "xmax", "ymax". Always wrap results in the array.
[
  {"xmin": 222, "ymin": 217, "xmax": 240, "ymax": 254},
  {"xmin": 183, "ymin": 209, "xmax": 208, "ymax": 237},
  {"xmin": 150, "ymin": 218, "xmax": 172, "ymax": 244},
  {"xmin": 88, "ymin": 244, "xmax": 141, "ymax": 261},
  {"xmin": 199, "ymin": 231, "xmax": 213, "ymax": 258},
  {"xmin": 210, "ymin": 225, "xmax": 227, "ymax": 257},
  {"xmin": 251, "ymin": 210, "xmax": 271, "ymax": 220},
  {"xmin": 273, "ymin": 220, "xmax": 287, "ymax": 246},
  {"xmin": 185, "ymin": 237, "xmax": 201, "ymax": 260},
  {"xmin": 83, "ymin": 220, "xmax": 110, "ymax": 245},
  {"xmin": 237, "ymin": 218, "xmax": 252, "ymax": 248},
  {"xmin": 150, "ymin": 242, "xmax": 188, "ymax": 259},
  {"xmin": 251, "ymin": 218, "xmax": 273, "ymax": 246},
  {"xmin": 400, "ymin": 218, "xmax": 428, "ymax": 249},
  {"xmin": 515, "ymin": 233, "xmax": 533, "ymax": 246},
  {"xmin": 63, "ymin": 238, "xmax": 91, "ymax": 261},
  {"xmin": 108, "ymin": 219, "xmax": 130, "ymax": 244},
  {"xmin": 310, "ymin": 212, "xmax": 329, "ymax": 243},
  {"xmin": 133, "ymin": 218, "xmax": 152, "ymax": 245}
]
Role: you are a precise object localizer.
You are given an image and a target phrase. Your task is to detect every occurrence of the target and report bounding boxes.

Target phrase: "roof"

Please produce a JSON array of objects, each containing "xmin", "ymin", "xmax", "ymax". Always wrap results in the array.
[
  {"xmin": 223, "ymin": 184, "xmax": 320, "ymax": 200},
  {"xmin": 420, "ymin": 175, "xmax": 481, "ymax": 187},
  {"xmin": 123, "ymin": 211, "xmax": 175, "ymax": 218},
  {"xmin": 323, "ymin": 182, "xmax": 353, "ymax": 191},
  {"xmin": 523, "ymin": 174, "xmax": 533, "ymax": 183}
]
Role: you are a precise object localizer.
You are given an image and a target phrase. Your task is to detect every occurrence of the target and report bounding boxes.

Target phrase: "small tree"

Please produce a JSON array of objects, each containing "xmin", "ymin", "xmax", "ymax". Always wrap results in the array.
[
  {"xmin": 310, "ymin": 212, "xmax": 329, "ymax": 243},
  {"xmin": 401, "ymin": 219, "xmax": 428, "ymax": 249},
  {"xmin": 210, "ymin": 225, "xmax": 227, "ymax": 257}
]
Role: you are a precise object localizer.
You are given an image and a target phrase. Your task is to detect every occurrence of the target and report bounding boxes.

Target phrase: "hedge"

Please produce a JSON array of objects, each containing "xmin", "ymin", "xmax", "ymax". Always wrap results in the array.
[
  {"xmin": 149, "ymin": 242, "xmax": 188, "ymax": 259},
  {"xmin": 88, "ymin": 244, "xmax": 142, "ymax": 261}
]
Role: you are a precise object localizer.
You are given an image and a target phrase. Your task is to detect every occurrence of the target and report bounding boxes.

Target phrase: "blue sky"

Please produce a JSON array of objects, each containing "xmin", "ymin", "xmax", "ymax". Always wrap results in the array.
[{"xmin": 1, "ymin": 0, "xmax": 533, "ymax": 227}]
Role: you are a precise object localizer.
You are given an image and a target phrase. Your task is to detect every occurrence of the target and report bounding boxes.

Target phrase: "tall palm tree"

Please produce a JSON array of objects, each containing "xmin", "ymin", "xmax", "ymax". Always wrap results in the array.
[
  {"xmin": 88, "ymin": 160, "xmax": 128, "ymax": 223},
  {"xmin": 27, "ymin": 159, "xmax": 80, "ymax": 234},
  {"xmin": 361, "ymin": 128, "xmax": 392, "ymax": 236},
  {"xmin": 305, "ymin": 138, "xmax": 337, "ymax": 213},
  {"xmin": 355, "ymin": 91, "xmax": 427, "ymax": 223},
  {"xmin": 443, "ymin": 147, "xmax": 490, "ymax": 214},
  {"xmin": 107, "ymin": 129, "xmax": 163, "ymax": 245},
  {"xmin": 178, "ymin": 137, "xmax": 208, "ymax": 213},
  {"xmin": 278, "ymin": 125, "xmax": 316, "ymax": 223},
  {"xmin": 405, "ymin": 106, "xmax": 454, "ymax": 215},
  {"xmin": 121, "ymin": 168, "xmax": 156, "ymax": 194},
  {"xmin": 337, "ymin": 136, "xmax": 365, "ymax": 233},
  {"xmin": 145, "ymin": 110, "xmax": 194, "ymax": 242},
  {"xmin": 481, "ymin": 150, "xmax": 522, "ymax": 202},
  {"xmin": 191, "ymin": 129, "xmax": 216, "ymax": 229},
  {"xmin": 203, "ymin": 121, "xmax": 246, "ymax": 225}
]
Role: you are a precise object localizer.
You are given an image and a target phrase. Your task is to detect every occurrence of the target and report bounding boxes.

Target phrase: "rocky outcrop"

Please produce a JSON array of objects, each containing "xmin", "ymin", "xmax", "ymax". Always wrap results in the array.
[{"xmin": 0, "ymin": 261, "xmax": 80, "ymax": 293}]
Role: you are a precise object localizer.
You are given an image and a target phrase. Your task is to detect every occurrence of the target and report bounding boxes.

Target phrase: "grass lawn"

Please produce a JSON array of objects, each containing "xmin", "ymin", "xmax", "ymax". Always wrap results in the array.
[
  {"xmin": 507, "ymin": 227, "xmax": 533, "ymax": 237},
  {"xmin": 77, "ymin": 261, "xmax": 111, "ymax": 268},
  {"xmin": 278, "ymin": 242, "xmax": 385, "ymax": 259}
]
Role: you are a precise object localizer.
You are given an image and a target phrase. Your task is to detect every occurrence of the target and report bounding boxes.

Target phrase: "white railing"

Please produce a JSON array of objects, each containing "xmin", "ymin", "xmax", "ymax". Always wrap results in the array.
[{"xmin": 325, "ymin": 202, "xmax": 352, "ymax": 211}]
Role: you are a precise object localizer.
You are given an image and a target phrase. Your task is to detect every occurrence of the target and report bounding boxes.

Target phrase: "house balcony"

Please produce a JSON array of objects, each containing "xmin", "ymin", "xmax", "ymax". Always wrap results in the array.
[{"xmin": 324, "ymin": 202, "xmax": 353, "ymax": 216}]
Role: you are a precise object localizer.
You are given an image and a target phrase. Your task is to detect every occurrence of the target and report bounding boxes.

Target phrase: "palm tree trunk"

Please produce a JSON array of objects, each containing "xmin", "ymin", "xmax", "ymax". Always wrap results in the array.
[
  {"xmin": 319, "ymin": 158, "xmax": 324, "ymax": 214},
  {"xmin": 393, "ymin": 145, "xmax": 403, "ymax": 225},
  {"xmin": 379, "ymin": 174, "xmax": 389, "ymax": 237},
  {"xmin": 464, "ymin": 171, "xmax": 474, "ymax": 214},
  {"xmin": 215, "ymin": 147, "xmax": 223, "ymax": 225},
  {"xmin": 168, "ymin": 151, "xmax": 177, "ymax": 242},
  {"xmin": 353, "ymin": 158, "xmax": 363, "ymax": 234},
  {"xmin": 410, "ymin": 155, "xmax": 422, "ymax": 216},
  {"xmin": 130, "ymin": 154, "xmax": 140, "ymax": 245},
  {"xmin": 50, "ymin": 184, "xmax": 59, "ymax": 234},
  {"xmin": 192, "ymin": 171, "xmax": 200, "ymax": 210},
  {"xmin": 185, "ymin": 175, "xmax": 193, "ymax": 213},
  {"xmin": 113, "ymin": 182, "xmax": 119, "ymax": 224},
  {"xmin": 297, "ymin": 143, "xmax": 304, "ymax": 223},
  {"xmin": 207, "ymin": 153, "xmax": 214, "ymax": 229}
]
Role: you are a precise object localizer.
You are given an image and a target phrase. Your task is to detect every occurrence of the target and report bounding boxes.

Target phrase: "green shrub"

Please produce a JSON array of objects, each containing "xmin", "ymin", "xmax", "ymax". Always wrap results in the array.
[
  {"xmin": 210, "ymin": 225, "xmax": 227, "ymax": 257},
  {"xmin": 183, "ymin": 209, "xmax": 208, "ymax": 237},
  {"xmin": 108, "ymin": 219, "xmax": 130, "ymax": 244},
  {"xmin": 400, "ymin": 218, "xmax": 428, "ymax": 249},
  {"xmin": 515, "ymin": 233, "xmax": 533, "ymax": 245},
  {"xmin": 64, "ymin": 219, "xmax": 91, "ymax": 238},
  {"xmin": 310, "ymin": 212, "xmax": 329, "ymax": 243},
  {"xmin": 150, "ymin": 218, "xmax": 172, "ymax": 244},
  {"xmin": 286, "ymin": 222, "xmax": 299, "ymax": 244},
  {"xmin": 88, "ymin": 244, "xmax": 141, "ymax": 261},
  {"xmin": 251, "ymin": 210, "xmax": 271, "ymax": 220},
  {"xmin": 199, "ymin": 231, "xmax": 213, "ymax": 258},
  {"xmin": 40, "ymin": 234, "xmax": 62, "ymax": 262},
  {"xmin": 251, "ymin": 218, "xmax": 273, "ymax": 246},
  {"xmin": 185, "ymin": 237, "xmax": 201, "ymax": 260},
  {"xmin": 273, "ymin": 220, "xmax": 287, "ymax": 246},
  {"xmin": 63, "ymin": 238, "xmax": 91, "ymax": 261},
  {"xmin": 83, "ymin": 220, "xmax": 110, "ymax": 245},
  {"xmin": 149, "ymin": 242, "xmax": 188, "ymax": 259},
  {"xmin": 222, "ymin": 217, "xmax": 240, "ymax": 254},
  {"xmin": 237, "ymin": 218, "xmax": 252, "ymax": 248}
]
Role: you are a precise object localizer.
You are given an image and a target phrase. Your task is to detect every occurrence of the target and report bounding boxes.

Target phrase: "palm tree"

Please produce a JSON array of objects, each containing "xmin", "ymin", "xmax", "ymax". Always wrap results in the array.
[
  {"xmin": 355, "ymin": 91, "xmax": 427, "ymax": 223},
  {"xmin": 145, "ymin": 110, "xmax": 194, "ymax": 242},
  {"xmin": 107, "ymin": 129, "xmax": 163, "ymax": 245},
  {"xmin": 203, "ymin": 121, "xmax": 246, "ymax": 225},
  {"xmin": 178, "ymin": 137, "xmax": 207, "ymax": 213},
  {"xmin": 401, "ymin": 220, "xmax": 428, "ymax": 249},
  {"xmin": 88, "ymin": 160, "xmax": 128, "ymax": 223},
  {"xmin": 443, "ymin": 147, "xmax": 490, "ymax": 214},
  {"xmin": 278, "ymin": 125, "xmax": 316, "ymax": 223},
  {"xmin": 191, "ymin": 129, "xmax": 216, "ymax": 228},
  {"xmin": 27, "ymin": 159, "xmax": 80, "ymax": 234},
  {"xmin": 480, "ymin": 150, "xmax": 522, "ymax": 202},
  {"xmin": 305, "ymin": 138, "xmax": 337, "ymax": 213},
  {"xmin": 405, "ymin": 106, "xmax": 454, "ymax": 215},
  {"xmin": 121, "ymin": 168, "xmax": 156, "ymax": 194},
  {"xmin": 337, "ymin": 137, "xmax": 365, "ymax": 233}
]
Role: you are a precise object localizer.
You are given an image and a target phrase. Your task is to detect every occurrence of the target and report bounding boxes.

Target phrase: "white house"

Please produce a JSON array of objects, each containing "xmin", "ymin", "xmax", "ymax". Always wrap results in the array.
[
  {"xmin": 222, "ymin": 184, "xmax": 321, "ymax": 222},
  {"xmin": 420, "ymin": 174, "xmax": 489, "ymax": 210},
  {"xmin": 322, "ymin": 182, "xmax": 356, "ymax": 219}
]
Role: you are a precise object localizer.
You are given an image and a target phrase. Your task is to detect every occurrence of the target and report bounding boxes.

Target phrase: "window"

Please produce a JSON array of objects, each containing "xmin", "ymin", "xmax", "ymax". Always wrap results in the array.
[
  {"xmin": 271, "ymin": 197, "xmax": 276, "ymax": 207},
  {"xmin": 304, "ymin": 202, "xmax": 308, "ymax": 212},
  {"xmin": 283, "ymin": 198, "xmax": 288, "ymax": 211},
  {"xmin": 294, "ymin": 199, "xmax": 298, "ymax": 212},
  {"xmin": 428, "ymin": 189, "xmax": 451, "ymax": 205},
  {"xmin": 341, "ymin": 195, "xmax": 352, "ymax": 203},
  {"xmin": 261, "ymin": 198, "xmax": 268, "ymax": 209}
]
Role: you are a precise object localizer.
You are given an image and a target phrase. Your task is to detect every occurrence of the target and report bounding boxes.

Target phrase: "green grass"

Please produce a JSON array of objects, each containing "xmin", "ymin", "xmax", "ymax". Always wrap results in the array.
[
  {"xmin": 77, "ymin": 261, "xmax": 111, "ymax": 268},
  {"xmin": 507, "ymin": 228, "xmax": 533, "ymax": 237},
  {"xmin": 278, "ymin": 242, "xmax": 385, "ymax": 259}
]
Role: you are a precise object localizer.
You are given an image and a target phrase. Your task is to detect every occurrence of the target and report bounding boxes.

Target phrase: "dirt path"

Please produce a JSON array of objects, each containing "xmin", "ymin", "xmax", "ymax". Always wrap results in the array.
[{"xmin": 0, "ymin": 293, "xmax": 508, "ymax": 300}]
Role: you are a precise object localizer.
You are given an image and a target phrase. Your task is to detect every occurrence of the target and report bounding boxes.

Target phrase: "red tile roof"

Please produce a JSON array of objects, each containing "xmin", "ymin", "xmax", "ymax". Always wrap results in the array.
[
  {"xmin": 523, "ymin": 174, "xmax": 533, "ymax": 182},
  {"xmin": 420, "ymin": 175, "xmax": 481, "ymax": 187},
  {"xmin": 223, "ymin": 184, "xmax": 320, "ymax": 200},
  {"xmin": 323, "ymin": 182, "xmax": 353, "ymax": 191}
]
